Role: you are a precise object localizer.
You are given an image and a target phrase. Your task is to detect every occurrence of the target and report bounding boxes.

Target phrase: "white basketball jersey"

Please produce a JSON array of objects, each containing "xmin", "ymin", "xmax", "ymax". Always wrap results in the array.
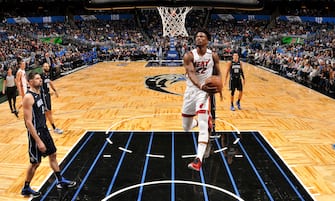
[
  {"xmin": 186, "ymin": 48, "xmax": 214, "ymax": 87},
  {"xmin": 18, "ymin": 68, "xmax": 27, "ymax": 94}
]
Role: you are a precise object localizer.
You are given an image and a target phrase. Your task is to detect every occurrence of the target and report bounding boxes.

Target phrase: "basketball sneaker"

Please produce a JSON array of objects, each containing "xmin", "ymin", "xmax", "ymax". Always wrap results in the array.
[
  {"xmin": 56, "ymin": 178, "xmax": 76, "ymax": 189},
  {"xmin": 230, "ymin": 105, "xmax": 235, "ymax": 111},
  {"xmin": 54, "ymin": 128, "xmax": 64, "ymax": 134},
  {"xmin": 21, "ymin": 186, "xmax": 41, "ymax": 198},
  {"xmin": 188, "ymin": 157, "xmax": 202, "ymax": 171},
  {"xmin": 236, "ymin": 101, "xmax": 241, "ymax": 110}
]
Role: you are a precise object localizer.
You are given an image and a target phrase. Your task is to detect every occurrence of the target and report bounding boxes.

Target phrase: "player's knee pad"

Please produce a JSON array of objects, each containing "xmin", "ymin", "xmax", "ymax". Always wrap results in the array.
[
  {"xmin": 182, "ymin": 117, "xmax": 194, "ymax": 132},
  {"xmin": 197, "ymin": 113, "xmax": 209, "ymax": 143}
]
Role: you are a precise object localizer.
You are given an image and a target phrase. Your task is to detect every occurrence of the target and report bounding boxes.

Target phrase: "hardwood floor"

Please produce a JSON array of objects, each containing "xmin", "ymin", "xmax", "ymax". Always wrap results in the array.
[{"xmin": 0, "ymin": 61, "xmax": 334, "ymax": 200}]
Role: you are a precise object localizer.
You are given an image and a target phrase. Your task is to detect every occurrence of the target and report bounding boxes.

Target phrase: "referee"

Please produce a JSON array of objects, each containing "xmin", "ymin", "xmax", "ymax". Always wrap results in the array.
[{"xmin": 2, "ymin": 67, "xmax": 19, "ymax": 117}]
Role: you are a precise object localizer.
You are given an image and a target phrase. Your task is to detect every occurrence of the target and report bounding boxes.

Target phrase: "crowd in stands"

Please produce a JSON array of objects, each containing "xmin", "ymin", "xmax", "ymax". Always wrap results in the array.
[
  {"xmin": 251, "ymin": 21, "xmax": 335, "ymax": 95},
  {"xmin": 0, "ymin": 6, "xmax": 334, "ymax": 98}
]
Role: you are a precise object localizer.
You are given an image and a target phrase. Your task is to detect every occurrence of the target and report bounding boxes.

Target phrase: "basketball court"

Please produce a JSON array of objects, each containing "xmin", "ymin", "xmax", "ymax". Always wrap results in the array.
[
  {"xmin": 0, "ymin": 60, "xmax": 334, "ymax": 201},
  {"xmin": 32, "ymin": 131, "xmax": 313, "ymax": 201}
]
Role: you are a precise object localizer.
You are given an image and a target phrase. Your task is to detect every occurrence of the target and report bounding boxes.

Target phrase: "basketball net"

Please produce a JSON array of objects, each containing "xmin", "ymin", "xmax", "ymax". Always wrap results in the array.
[{"xmin": 157, "ymin": 6, "xmax": 192, "ymax": 37}]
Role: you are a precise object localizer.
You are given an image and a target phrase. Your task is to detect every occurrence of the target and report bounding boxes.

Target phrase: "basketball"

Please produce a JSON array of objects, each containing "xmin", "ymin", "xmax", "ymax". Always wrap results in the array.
[{"xmin": 204, "ymin": 75, "xmax": 223, "ymax": 93}]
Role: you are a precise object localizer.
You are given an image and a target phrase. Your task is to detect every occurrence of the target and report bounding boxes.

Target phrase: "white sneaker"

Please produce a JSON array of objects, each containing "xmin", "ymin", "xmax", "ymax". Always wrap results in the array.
[{"xmin": 54, "ymin": 128, "xmax": 64, "ymax": 134}]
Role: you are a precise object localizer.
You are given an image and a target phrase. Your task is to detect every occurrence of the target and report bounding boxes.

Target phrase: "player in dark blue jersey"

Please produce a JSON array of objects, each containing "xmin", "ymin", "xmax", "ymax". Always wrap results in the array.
[
  {"xmin": 225, "ymin": 52, "xmax": 245, "ymax": 111},
  {"xmin": 41, "ymin": 62, "xmax": 63, "ymax": 134},
  {"xmin": 21, "ymin": 72, "xmax": 75, "ymax": 198}
]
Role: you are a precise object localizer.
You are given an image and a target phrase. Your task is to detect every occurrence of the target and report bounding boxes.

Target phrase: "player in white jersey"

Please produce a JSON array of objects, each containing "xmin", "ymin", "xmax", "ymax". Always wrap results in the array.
[
  {"xmin": 181, "ymin": 30, "xmax": 222, "ymax": 171},
  {"xmin": 16, "ymin": 57, "xmax": 28, "ymax": 111}
]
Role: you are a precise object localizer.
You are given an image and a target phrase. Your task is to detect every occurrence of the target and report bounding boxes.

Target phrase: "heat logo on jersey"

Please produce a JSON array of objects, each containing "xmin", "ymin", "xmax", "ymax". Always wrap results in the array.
[
  {"xmin": 144, "ymin": 74, "xmax": 185, "ymax": 96},
  {"xmin": 194, "ymin": 59, "xmax": 210, "ymax": 74}
]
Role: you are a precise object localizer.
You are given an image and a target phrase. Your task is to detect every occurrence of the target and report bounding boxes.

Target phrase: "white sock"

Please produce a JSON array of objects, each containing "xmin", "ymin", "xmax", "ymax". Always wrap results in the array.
[{"xmin": 196, "ymin": 143, "xmax": 207, "ymax": 162}]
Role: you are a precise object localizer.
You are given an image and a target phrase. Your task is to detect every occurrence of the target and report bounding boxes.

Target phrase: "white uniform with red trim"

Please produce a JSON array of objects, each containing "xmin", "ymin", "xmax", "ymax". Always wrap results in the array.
[
  {"xmin": 182, "ymin": 48, "xmax": 214, "ymax": 116},
  {"xmin": 17, "ymin": 68, "xmax": 28, "ymax": 94}
]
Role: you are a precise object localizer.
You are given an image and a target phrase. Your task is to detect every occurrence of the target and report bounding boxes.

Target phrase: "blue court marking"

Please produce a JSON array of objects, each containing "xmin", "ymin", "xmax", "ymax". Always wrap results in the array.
[
  {"xmin": 105, "ymin": 132, "xmax": 134, "ymax": 196},
  {"xmin": 214, "ymin": 138, "xmax": 240, "ymax": 197},
  {"xmin": 252, "ymin": 132, "xmax": 306, "ymax": 200},
  {"xmin": 40, "ymin": 131, "xmax": 96, "ymax": 201},
  {"xmin": 71, "ymin": 132, "xmax": 115, "ymax": 201},
  {"xmin": 171, "ymin": 131, "xmax": 175, "ymax": 201},
  {"xmin": 333, "ymin": 144, "xmax": 335, "ymax": 150},
  {"xmin": 136, "ymin": 132, "xmax": 154, "ymax": 201},
  {"xmin": 231, "ymin": 132, "xmax": 275, "ymax": 201},
  {"xmin": 191, "ymin": 132, "xmax": 209, "ymax": 201}
]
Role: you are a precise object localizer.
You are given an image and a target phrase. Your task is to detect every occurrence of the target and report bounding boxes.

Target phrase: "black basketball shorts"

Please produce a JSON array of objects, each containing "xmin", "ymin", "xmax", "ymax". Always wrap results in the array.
[
  {"xmin": 27, "ymin": 127, "xmax": 57, "ymax": 164},
  {"xmin": 43, "ymin": 93, "xmax": 52, "ymax": 111}
]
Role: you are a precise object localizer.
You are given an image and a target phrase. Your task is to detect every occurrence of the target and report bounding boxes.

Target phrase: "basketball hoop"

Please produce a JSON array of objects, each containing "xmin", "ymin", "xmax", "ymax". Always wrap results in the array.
[{"xmin": 157, "ymin": 6, "xmax": 192, "ymax": 37}]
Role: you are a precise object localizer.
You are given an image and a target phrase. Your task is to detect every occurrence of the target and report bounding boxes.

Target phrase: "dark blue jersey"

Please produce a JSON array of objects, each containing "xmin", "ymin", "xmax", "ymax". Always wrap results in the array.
[
  {"xmin": 230, "ymin": 61, "xmax": 243, "ymax": 79},
  {"xmin": 41, "ymin": 73, "xmax": 51, "ymax": 94},
  {"xmin": 27, "ymin": 91, "xmax": 46, "ymax": 129}
]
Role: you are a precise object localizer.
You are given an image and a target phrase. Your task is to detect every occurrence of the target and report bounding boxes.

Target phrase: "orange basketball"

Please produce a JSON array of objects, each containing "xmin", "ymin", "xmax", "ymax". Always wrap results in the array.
[{"xmin": 204, "ymin": 75, "xmax": 223, "ymax": 93}]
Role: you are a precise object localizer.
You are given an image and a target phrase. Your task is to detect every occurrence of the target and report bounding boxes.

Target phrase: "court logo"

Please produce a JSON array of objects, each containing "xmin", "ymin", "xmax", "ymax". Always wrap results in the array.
[{"xmin": 145, "ymin": 74, "xmax": 185, "ymax": 95}]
